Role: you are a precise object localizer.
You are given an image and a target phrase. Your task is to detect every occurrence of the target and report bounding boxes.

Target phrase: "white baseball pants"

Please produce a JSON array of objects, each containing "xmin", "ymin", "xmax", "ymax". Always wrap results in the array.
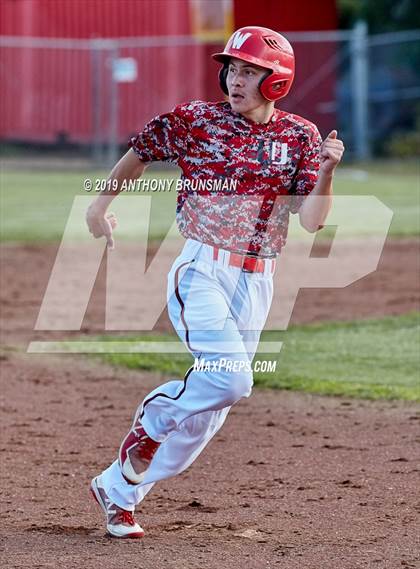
[{"xmin": 100, "ymin": 239, "xmax": 274, "ymax": 510}]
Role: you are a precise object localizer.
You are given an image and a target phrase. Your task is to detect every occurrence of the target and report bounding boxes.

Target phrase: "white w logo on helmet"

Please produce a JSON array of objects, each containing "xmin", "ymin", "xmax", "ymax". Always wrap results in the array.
[{"xmin": 231, "ymin": 31, "xmax": 251, "ymax": 49}]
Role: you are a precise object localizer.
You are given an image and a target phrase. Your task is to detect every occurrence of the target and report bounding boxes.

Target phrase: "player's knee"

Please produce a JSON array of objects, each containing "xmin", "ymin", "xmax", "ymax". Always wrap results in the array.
[{"xmin": 221, "ymin": 363, "xmax": 253, "ymax": 405}]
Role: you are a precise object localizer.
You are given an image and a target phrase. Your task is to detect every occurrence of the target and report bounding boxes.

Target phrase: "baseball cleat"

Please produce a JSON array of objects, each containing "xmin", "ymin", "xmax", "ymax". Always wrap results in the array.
[
  {"xmin": 90, "ymin": 475, "xmax": 145, "ymax": 538},
  {"xmin": 119, "ymin": 416, "xmax": 161, "ymax": 484}
]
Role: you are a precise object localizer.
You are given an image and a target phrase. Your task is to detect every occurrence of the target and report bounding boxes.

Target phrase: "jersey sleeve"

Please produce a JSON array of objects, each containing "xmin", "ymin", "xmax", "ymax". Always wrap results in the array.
[
  {"xmin": 128, "ymin": 104, "xmax": 192, "ymax": 164},
  {"xmin": 289, "ymin": 126, "xmax": 322, "ymax": 213}
]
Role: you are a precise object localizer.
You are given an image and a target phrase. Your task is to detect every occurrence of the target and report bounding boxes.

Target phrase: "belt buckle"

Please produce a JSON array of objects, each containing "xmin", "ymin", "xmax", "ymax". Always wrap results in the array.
[{"xmin": 242, "ymin": 256, "xmax": 259, "ymax": 273}]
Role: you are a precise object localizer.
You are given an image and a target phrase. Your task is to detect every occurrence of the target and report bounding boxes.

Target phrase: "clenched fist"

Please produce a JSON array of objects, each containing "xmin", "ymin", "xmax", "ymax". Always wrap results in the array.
[{"xmin": 319, "ymin": 130, "xmax": 345, "ymax": 175}]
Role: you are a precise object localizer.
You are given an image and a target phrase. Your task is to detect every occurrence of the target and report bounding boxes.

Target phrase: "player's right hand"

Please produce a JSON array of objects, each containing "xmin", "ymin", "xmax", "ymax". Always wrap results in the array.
[{"xmin": 86, "ymin": 205, "xmax": 117, "ymax": 249}]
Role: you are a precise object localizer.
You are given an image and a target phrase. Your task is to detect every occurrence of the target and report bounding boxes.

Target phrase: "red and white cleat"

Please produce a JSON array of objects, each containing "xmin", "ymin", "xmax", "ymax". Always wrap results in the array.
[
  {"xmin": 118, "ymin": 417, "xmax": 161, "ymax": 484},
  {"xmin": 90, "ymin": 475, "xmax": 145, "ymax": 538}
]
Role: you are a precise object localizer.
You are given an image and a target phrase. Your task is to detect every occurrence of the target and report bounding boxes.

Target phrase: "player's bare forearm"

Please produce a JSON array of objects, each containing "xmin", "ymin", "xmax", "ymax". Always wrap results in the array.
[
  {"xmin": 298, "ymin": 170, "xmax": 334, "ymax": 232},
  {"xmin": 86, "ymin": 149, "xmax": 146, "ymax": 247},
  {"xmin": 299, "ymin": 130, "xmax": 344, "ymax": 233}
]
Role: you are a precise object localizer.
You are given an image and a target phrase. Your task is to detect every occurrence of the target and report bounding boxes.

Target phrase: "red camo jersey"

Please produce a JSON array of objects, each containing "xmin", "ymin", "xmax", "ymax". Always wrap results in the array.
[{"xmin": 129, "ymin": 100, "xmax": 322, "ymax": 256}]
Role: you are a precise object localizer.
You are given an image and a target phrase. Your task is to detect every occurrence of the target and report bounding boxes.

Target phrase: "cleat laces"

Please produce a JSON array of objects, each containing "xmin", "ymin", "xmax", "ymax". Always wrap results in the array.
[
  {"xmin": 118, "ymin": 510, "xmax": 136, "ymax": 526},
  {"xmin": 133, "ymin": 428, "xmax": 160, "ymax": 463}
]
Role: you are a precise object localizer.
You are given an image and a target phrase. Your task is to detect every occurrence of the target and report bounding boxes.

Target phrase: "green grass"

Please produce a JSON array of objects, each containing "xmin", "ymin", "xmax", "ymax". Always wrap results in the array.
[
  {"xmin": 98, "ymin": 313, "xmax": 420, "ymax": 401},
  {"xmin": 0, "ymin": 168, "xmax": 177, "ymax": 242},
  {"xmin": 331, "ymin": 160, "xmax": 419, "ymax": 237},
  {"xmin": 1, "ymin": 160, "xmax": 419, "ymax": 242}
]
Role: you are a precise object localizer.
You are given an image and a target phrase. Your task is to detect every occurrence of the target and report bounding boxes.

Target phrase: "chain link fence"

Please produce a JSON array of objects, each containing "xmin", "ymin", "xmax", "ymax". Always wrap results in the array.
[{"xmin": 1, "ymin": 25, "xmax": 419, "ymax": 164}]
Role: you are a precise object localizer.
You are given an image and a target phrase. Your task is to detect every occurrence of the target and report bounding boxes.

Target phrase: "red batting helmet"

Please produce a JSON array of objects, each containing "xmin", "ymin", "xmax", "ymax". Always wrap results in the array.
[{"xmin": 212, "ymin": 26, "xmax": 295, "ymax": 101}]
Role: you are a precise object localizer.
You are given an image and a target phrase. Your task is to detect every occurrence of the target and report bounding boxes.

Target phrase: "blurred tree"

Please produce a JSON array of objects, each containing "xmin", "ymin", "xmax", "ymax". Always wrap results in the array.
[{"xmin": 338, "ymin": 0, "xmax": 420, "ymax": 31}]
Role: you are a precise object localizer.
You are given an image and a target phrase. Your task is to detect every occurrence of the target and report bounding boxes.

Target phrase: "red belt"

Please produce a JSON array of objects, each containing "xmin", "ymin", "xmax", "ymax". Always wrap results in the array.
[{"xmin": 212, "ymin": 246, "xmax": 275, "ymax": 273}]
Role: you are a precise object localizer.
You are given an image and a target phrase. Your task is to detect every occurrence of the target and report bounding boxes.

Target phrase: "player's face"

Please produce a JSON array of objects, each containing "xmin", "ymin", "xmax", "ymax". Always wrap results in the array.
[{"xmin": 226, "ymin": 58, "xmax": 274, "ymax": 123}]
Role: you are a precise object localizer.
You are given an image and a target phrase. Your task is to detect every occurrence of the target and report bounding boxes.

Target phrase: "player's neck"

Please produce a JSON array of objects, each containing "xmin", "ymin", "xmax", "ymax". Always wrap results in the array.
[{"xmin": 240, "ymin": 102, "xmax": 275, "ymax": 124}]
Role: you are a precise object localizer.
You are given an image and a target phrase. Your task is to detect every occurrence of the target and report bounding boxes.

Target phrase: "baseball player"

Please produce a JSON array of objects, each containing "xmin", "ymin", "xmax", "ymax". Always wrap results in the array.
[{"xmin": 86, "ymin": 26, "xmax": 344, "ymax": 538}]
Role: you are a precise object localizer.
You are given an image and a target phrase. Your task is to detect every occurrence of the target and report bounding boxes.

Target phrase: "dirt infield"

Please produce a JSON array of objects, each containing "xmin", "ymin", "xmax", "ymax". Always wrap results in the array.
[{"xmin": 1, "ymin": 238, "xmax": 419, "ymax": 568}]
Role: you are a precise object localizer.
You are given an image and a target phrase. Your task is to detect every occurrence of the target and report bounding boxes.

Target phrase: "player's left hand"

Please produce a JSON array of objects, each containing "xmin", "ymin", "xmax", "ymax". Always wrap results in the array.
[{"xmin": 319, "ymin": 130, "xmax": 345, "ymax": 175}]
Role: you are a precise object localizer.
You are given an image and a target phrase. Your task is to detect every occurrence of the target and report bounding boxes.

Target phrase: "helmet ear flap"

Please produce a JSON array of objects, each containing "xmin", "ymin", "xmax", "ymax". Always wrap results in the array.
[
  {"xmin": 258, "ymin": 70, "xmax": 272, "ymax": 93},
  {"xmin": 218, "ymin": 64, "xmax": 229, "ymax": 96},
  {"xmin": 260, "ymin": 74, "xmax": 290, "ymax": 101}
]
